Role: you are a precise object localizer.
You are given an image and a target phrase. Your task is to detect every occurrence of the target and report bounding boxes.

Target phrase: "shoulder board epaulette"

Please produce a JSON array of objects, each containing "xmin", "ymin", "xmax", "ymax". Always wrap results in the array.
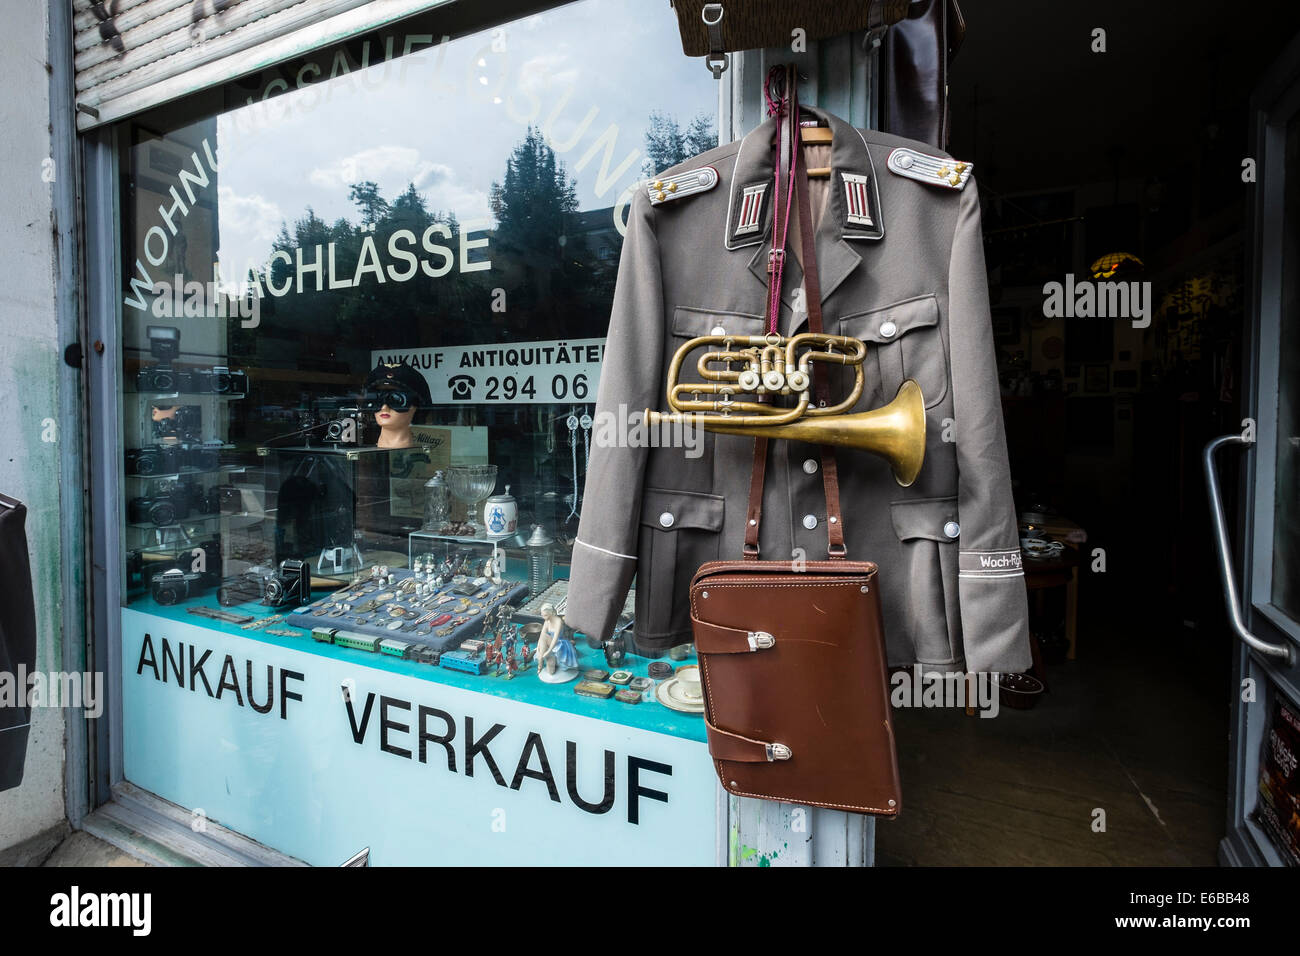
[
  {"xmin": 886, "ymin": 148, "xmax": 972, "ymax": 190},
  {"xmin": 646, "ymin": 165, "xmax": 719, "ymax": 205}
]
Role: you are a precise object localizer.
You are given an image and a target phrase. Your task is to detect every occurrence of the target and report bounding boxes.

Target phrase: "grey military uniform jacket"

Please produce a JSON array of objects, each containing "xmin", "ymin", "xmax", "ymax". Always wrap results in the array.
[{"xmin": 566, "ymin": 106, "xmax": 1031, "ymax": 676}]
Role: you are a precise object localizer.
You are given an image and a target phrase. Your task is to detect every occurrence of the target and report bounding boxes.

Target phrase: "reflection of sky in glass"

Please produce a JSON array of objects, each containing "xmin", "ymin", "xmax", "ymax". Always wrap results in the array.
[{"xmin": 213, "ymin": 0, "xmax": 717, "ymax": 277}]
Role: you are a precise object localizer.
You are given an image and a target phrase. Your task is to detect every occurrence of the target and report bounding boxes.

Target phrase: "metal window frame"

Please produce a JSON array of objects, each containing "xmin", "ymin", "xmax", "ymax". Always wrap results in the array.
[
  {"xmin": 1248, "ymin": 82, "xmax": 1300, "ymax": 654},
  {"xmin": 75, "ymin": 1, "xmax": 882, "ymax": 867},
  {"xmin": 1220, "ymin": 29, "xmax": 1300, "ymax": 868}
]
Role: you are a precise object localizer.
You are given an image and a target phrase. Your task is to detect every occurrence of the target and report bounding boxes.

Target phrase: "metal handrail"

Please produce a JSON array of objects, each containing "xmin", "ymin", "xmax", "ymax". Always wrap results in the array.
[{"xmin": 1203, "ymin": 434, "xmax": 1294, "ymax": 664}]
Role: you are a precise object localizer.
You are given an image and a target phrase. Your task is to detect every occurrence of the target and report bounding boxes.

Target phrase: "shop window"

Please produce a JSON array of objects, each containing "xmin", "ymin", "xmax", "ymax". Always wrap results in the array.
[{"xmin": 117, "ymin": 0, "xmax": 716, "ymax": 735}]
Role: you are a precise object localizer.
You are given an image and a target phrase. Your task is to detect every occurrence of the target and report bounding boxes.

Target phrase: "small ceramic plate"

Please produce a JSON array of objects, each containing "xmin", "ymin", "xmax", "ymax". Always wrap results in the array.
[{"xmin": 656, "ymin": 677, "xmax": 706, "ymax": 714}]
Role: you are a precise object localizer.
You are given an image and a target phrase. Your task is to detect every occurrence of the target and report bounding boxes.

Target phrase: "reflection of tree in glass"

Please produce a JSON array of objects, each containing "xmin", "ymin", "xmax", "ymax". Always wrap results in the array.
[
  {"xmin": 230, "ymin": 127, "xmax": 619, "ymax": 444},
  {"xmin": 489, "ymin": 126, "xmax": 578, "ymax": 258},
  {"xmin": 643, "ymin": 111, "xmax": 717, "ymax": 177},
  {"xmin": 348, "ymin": 181, "xmax": 390, "ymax": 226},
  {"xmin": 487, "ymin": 126, "xmax": 614, "ymax": 329}
]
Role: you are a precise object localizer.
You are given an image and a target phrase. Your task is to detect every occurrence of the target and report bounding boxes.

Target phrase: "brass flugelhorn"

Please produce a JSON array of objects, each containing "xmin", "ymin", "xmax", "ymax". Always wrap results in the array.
[{"xmin": 644, "ymin": 332, "xmax": 926, "ymax": 487}]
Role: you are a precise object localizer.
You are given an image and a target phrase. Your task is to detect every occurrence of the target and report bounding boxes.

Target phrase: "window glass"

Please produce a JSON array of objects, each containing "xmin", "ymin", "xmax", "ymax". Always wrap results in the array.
[
  {"xmin": 1271, "ymin": 113, "xmax": 1300, "ymax": 624},
  {"xmin": 118, "ymin": 0, "xmax": 716, "ymax": 716}
]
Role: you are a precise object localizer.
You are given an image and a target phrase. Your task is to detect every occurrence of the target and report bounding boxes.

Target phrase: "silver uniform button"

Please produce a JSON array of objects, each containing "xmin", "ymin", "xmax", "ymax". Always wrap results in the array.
[
  {"xmin": 944, "ymin": 521, "xmax": 961, "ymax": 538},
  {"xmin": 897, "ymin": 153, "xmax": 914, "ymax": 168},
  {"xmin": 879, "ymin": 320, "xmax": 898, "ymax": 339},
  {"xmin": 710, "ymin": 325, "xmax": 726, "ymax": 336},
  {"xmin": 802, "ymin": 458, "xmax": 819, "ymax": 475},
  {"xmin": 659, "ymin": 512, "xmax": 675, "ymax": 528},
  {"xmin": 803, "ymin": 514, "xmax": 818, "ymax": 530}
]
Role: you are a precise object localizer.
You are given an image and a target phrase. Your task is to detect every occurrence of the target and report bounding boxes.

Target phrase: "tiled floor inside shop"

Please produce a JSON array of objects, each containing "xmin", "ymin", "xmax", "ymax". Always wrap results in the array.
[{"xmin": 876, "ymin": 582, "xmax": 1229, "ymax": 866}]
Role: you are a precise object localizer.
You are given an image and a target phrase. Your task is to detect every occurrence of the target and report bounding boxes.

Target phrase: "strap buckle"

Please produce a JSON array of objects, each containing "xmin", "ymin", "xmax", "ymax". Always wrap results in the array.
[
  {"xmin": 766, "ymin": 248, "xmax": 785, "ymax": 273},
  {"xmin": 747, "ymin": 630, "xmax": 775, "ymax": 651},
  {"xmin": 765, "ymin": 742, "xmax": 792, "ymax": 761},
  {"xmin": 702, "ymin": 4, "xmax": 729, "ymax": 79}
]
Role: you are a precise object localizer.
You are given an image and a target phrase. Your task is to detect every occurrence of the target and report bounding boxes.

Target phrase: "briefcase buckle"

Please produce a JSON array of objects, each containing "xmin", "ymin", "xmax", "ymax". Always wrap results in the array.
[
  {"xmin": 747, "ymin": 630, "xmax": 775, "ymax": 650},
  {"xmin": 766, "ymin": 742, "xmax": 792, "ymax": 761}
]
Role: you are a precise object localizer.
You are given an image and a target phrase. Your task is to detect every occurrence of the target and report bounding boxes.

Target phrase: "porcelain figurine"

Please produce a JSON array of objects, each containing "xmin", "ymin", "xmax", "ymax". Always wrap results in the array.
[{"xmin": 535, "ymin": 603, "xmax": 579, "ymax": 683}]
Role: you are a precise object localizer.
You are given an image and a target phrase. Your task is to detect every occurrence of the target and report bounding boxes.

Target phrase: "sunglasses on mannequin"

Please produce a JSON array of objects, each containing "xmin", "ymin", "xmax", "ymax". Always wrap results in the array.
[{"xmin": 360, "ymin": 389, "xmax": 416, "ymax": 412}]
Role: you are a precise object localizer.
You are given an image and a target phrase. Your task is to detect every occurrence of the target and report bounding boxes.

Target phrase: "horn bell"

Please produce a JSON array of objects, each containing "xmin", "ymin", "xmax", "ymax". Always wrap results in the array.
[{"xmin": 700, "ymin": 379, "xmax": 927, "ymax": 487}]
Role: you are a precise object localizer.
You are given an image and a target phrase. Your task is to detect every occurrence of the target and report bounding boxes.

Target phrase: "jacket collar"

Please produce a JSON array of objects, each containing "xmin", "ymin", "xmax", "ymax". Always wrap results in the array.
[{"xmin": 724, "ymin": 107, "xmax": 884, "ymax": 322}]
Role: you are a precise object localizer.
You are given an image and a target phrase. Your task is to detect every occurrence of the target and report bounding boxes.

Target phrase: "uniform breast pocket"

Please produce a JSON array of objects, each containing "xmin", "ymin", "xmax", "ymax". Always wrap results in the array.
[
  {"xmin": 838, "ymin": 294, "xmax": 948, "ymax": 410},
  {"xmin": 635, "ymin": 486, "xmax": 725, "ymax": 648},
  {"xmin": 670, "ymin": 306, "xmax": 766, "ymax": 389}
]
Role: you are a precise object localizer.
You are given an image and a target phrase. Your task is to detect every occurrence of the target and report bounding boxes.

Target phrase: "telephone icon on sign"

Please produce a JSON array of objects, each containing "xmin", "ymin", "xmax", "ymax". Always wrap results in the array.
[{"xmin": 448, "ymin": 375, "xmax": 476, "ymax": 401}]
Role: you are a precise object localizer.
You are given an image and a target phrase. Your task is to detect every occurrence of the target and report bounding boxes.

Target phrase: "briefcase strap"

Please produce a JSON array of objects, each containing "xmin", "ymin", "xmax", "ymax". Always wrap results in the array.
[
  {"xmin": 745, "ymin": 65, "xmax": 846, "ymax": 560},
  {"xmin": 691, "ymin": 615, "xmax": 777, "ymax": 654},
  {"xmin": 704, "ymin": 716, "xmax": 792, "ymax": 764}
]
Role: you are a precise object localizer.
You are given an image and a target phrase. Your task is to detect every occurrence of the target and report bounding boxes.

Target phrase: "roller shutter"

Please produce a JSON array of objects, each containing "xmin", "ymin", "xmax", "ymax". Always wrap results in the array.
[{"xmin": 73, "ymin": 0, "xmax": 449, "ymax": 130}]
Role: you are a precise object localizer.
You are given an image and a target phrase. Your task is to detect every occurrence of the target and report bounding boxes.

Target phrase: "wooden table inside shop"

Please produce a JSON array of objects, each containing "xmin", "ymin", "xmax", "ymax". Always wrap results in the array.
[
  {"xmin": 1022, "ymin": 514, "xmax": 1086, "ymax": 663},
  {"xmin": 965, "ymin": 516, "xmax": 1085, "ymax": 714}
]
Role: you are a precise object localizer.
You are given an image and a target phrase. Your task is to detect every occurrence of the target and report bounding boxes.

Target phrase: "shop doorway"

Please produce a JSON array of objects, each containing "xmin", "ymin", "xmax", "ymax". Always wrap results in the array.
[{"xmin": 877, "ymin": 3, "xmax": 1300, "ymax": 866}]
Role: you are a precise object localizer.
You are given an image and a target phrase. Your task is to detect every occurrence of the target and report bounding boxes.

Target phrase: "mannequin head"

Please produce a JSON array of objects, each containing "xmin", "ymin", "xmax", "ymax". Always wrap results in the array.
[
  {"xmin": 362, "ymin": 363, "xmax": 432, "ymax": 450},
  {"xmin": 373, "ymin": 398, "xmax": 416, "ymax": 448}
]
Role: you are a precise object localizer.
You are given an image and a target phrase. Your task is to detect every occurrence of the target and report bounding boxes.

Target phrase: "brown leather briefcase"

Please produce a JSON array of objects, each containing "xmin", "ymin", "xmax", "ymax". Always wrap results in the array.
[{"xmin": 690, "ymin": 559, "xmax": 902, "ymax": 815}]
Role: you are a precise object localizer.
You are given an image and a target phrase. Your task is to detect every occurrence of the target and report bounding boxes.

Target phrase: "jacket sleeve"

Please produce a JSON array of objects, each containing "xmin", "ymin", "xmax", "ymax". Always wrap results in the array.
[
  {"xmin": 947, "ymin": 179, "xmax": 1033, "ymax": 675},
  {"xmin": 562, "ymin": 188, "xmax": 665, "ymax": 642}
]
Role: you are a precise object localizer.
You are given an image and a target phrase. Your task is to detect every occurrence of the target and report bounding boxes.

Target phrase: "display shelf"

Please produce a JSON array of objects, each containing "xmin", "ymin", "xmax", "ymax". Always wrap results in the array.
[
  {"xmin": 125, "ymin": 389, "xmax": 246, "ymax": 401},
  {"xmin": 126, "ymin": 512, "xmax": 231, "ymax": 530},
  {"xmin": 126, "ymin": 465, "xmax": 248, "ymax": 481}
]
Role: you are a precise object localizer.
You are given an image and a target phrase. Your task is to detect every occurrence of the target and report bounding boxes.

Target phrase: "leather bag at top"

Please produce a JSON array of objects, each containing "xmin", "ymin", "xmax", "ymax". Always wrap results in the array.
[
  {"xmin": 671, "ymin": 1, "xmax": 910, "ymax": 56},
  {"xmin": 686, "ymin": 67, "xmax": 903, "ymax": 816},
  {"xmin": 883, "ymin": 0, "xmax": 967, "ymax": 149}
]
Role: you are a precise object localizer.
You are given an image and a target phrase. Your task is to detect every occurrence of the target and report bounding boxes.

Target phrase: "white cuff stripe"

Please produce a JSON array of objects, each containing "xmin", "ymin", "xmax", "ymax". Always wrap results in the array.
[
  {"xmin": 575, "ymin": 538, "xmax": 636, "ymax": 561},
  {"xmin": 959, "ymin": 570, "xmax": 1024, "ymax": 579}
]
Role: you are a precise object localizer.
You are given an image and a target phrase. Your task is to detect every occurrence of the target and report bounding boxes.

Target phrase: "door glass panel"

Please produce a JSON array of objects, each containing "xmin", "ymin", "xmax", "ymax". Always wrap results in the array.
[{"xmin": 1272, "ymin": 115, "xmax": 1300, "ymax": 621}]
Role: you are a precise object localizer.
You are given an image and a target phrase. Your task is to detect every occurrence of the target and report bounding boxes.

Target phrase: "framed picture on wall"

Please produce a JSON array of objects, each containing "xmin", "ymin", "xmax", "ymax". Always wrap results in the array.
[{"xmin": 1084, "ymin": 364, "xmax": 1110, "ymax": 393}]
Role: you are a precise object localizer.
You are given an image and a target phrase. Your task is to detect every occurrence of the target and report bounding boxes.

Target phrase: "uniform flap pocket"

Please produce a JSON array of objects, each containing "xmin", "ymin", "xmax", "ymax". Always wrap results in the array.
[
  {"xmin": 890, "ymin": 496, "xmax": 960, "ymax": 542},
  {"xmin": 640, "ymin": 487, "xmax": 725, "ymax": 532},
  {"xmin": 838, "ymin": 294, "xmax": 939, "ymax": 344},
  {"xmin": 672, "ymin": 306, "xmax": 765, "ymax": 339}
]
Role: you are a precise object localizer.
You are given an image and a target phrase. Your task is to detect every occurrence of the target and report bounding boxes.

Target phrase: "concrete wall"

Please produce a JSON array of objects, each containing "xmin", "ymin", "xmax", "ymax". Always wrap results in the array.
[{"xmin": 0, "ymin": 1, "xmax": 67, "ymax": 849}]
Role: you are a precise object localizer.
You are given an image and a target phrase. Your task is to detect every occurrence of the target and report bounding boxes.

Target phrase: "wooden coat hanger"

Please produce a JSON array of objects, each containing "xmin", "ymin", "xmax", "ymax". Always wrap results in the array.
[{"xmin": 768, "ymin": 71, "xmax": 833, "ymax": 177}]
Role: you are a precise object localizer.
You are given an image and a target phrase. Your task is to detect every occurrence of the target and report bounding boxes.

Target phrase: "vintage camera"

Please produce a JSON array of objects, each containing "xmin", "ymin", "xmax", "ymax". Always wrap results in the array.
[
  {"xmin": 321, "ymin": 408, "xmax": 359, "ymax": 444},
  {"xmin": 263, "ymin": 558, "xmax": 311, "ymax": 607},
  {"xmin": 128, "ymin": 490, "xmax": 188, "ymax": 527},
  {"xmin": 126, "ymin": 440, "xmax": 223, "ymax": 476},
  {"xmin": 149, "ymin": 568, "xmax": 206, "ymax": 605},
  {"xmin": 128, "ymin": 479, "xmax": 212, "ymax": 527},
  {"xmin": 191, "ymin": 365, "xmax": 249, "ymax": 397},
  {"xmin": 134, "ymin": 326, "xmax": 182, "ymax": 393},
  {"xmin": 295, "ymin": 397, "xmax": 359, "ymax": 446},
  {"xmin": 217, "ymin": 559, "xmax": 310, "ymax": 608},
  {"xmin": 126, "ymin": 443, "xmax": 181, "ymax": 476},
  {"xmin": 147, "ymin": 538, "xmax": 221, "ymax": 605}
]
